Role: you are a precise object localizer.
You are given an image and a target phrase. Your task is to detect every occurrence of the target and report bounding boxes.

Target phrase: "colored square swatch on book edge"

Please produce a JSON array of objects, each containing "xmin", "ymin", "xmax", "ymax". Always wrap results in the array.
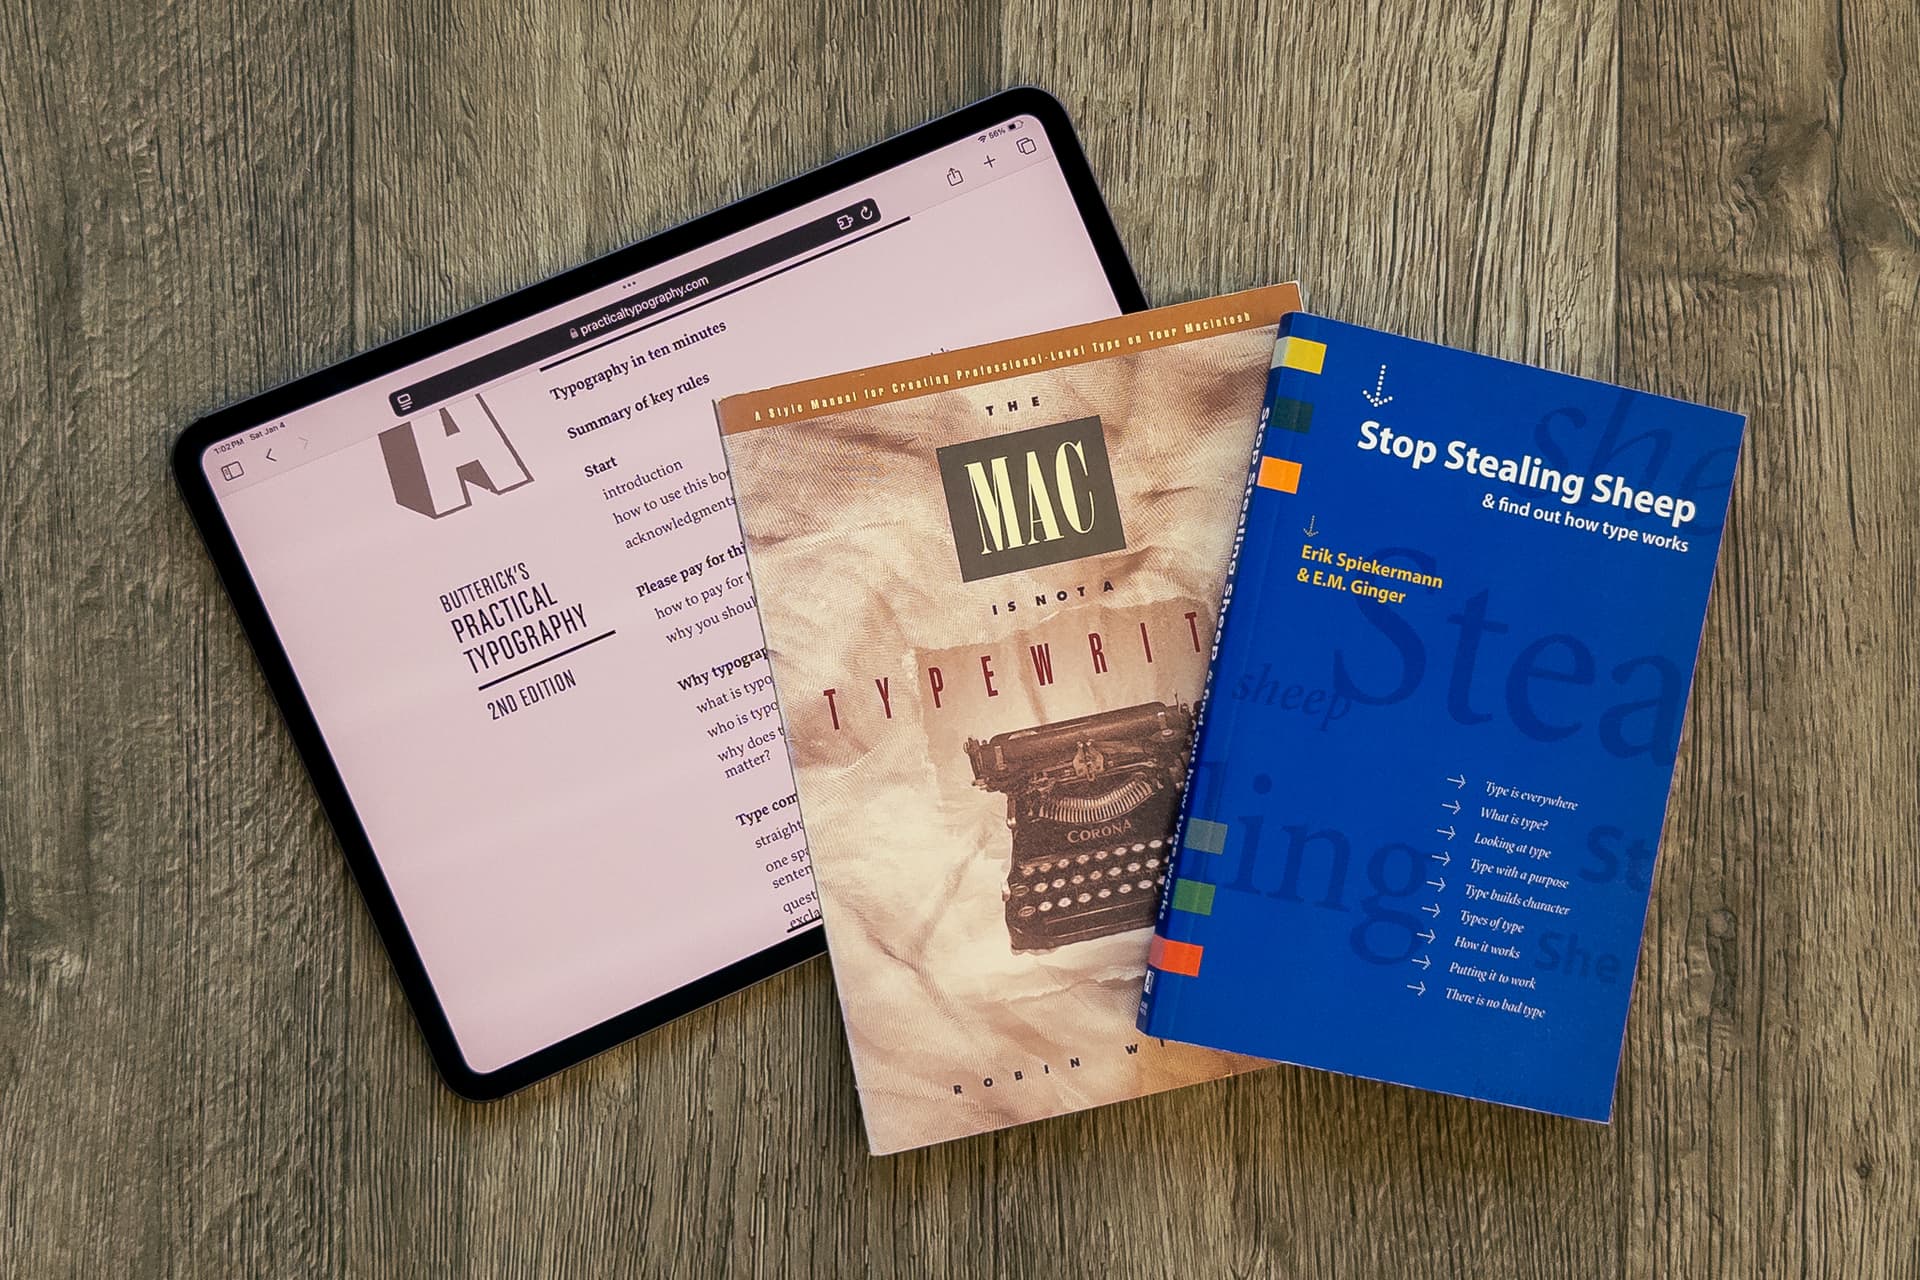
[
  {"xmin": 1267, "ymin": 396, "xmax": 1314, "ymax": 434},
  {"xmin": 1171, "ymin": 879, "xmax": 1216, "ymax": 916},
  {"xmin": 1149, "ymin": 935, "xmax": 1205, "ymax": 977},
  {"xmin": 1277, "ymin": 336, "xmax": 1327, "ymax": 374},
  {"xmin": 1257, "ymin": 457, "xmax": 1302, "ymax": 493},
  {"xmin": 1184, "ymin": 818, "xmax": 1228, "ymax": 854}
]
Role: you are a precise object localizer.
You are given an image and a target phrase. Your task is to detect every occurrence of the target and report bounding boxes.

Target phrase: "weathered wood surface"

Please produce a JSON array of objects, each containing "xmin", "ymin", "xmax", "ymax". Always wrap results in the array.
[{"xmin": 1, "ymin": 0, "xmax": 1914, "ymax": 1274}]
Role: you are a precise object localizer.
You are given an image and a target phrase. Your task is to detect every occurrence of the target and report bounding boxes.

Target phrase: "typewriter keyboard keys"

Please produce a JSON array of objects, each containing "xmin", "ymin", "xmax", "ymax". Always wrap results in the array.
[{"xmin": 999, "ymin": 748, "xmax": 1189, "ymax": 949}]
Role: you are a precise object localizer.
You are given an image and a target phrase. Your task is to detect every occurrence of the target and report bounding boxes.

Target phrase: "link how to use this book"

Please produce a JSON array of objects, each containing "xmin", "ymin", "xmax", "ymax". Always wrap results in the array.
[
  {"xmin": 1138, "ymin": 313, "xmax": 1745, "ymax": 1121},
  {"xmin": 717, "ymin": 285, "xmax": 1299, "ymax": 1153}
]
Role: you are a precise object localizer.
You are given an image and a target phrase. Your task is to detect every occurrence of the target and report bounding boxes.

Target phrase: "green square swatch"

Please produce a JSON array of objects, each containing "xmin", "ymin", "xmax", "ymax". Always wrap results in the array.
[
  {"xmin": 1269, "ymin": 396, "xmax": 1314, "ymax": 434},
  {"xmin": 1171, "ymin": 879, "xmax": 1216, "ymax": 916}
]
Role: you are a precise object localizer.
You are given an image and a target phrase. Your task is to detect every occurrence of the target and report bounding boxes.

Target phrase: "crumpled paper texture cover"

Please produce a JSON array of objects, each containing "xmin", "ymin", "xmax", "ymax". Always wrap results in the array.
[{"xmin": 728, "ymin": 325, "xmax": 1277, "ymax": 1153}]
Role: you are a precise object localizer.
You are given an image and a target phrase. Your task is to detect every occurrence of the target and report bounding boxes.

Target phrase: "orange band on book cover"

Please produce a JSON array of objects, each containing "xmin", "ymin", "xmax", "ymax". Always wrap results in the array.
[
  {"xmin": 1149, "ymin": 935, "xmax": 1205, "ymax": 978},
  {"xmin": 716, "ymin": 282, "xmax": 1302, "ymax": 434}
]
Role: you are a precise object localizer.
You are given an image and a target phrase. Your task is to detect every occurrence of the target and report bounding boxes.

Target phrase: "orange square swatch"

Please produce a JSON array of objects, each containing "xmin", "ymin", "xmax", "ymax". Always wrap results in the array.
[
  {"xmin": 1149, "ymin": 934, "xmax": 1205, "ymax": 977},
  {"xmin": 1257, "ymin": 456, "xmax": 1302, "ymax": 493}
]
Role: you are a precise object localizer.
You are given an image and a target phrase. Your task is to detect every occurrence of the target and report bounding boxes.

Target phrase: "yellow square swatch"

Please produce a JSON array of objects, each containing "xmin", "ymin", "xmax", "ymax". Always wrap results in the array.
[
  {"xmin": 1277, "ymin": 336, "xmax": 1327, "ymax": 375},
  {"xmin": 1257, "ymin": 456, "xmax": 1301, "ymax": 493}
]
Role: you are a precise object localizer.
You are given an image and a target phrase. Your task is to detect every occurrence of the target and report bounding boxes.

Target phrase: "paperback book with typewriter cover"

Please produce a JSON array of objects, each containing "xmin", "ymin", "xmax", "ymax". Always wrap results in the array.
[
  {"xmin": 717, "ymin": 286, "xmax": 1297, "ymax": 1153},
  {"xmin": 1138, "ymin": 313, "xmax": 1745, "ymax": 1120}
]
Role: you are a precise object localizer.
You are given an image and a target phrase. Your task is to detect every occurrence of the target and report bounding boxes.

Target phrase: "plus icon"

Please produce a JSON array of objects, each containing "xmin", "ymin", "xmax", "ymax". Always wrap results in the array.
[{"xmin": 982, "ymin": 154, "xmax": 997, "ymax": 168}]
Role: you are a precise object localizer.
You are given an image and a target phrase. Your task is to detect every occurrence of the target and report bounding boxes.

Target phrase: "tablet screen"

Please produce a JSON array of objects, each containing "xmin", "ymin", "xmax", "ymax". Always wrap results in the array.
[{"xmin": 194, "ymin": 106, "xmax": 1130, "ymax": 1081}]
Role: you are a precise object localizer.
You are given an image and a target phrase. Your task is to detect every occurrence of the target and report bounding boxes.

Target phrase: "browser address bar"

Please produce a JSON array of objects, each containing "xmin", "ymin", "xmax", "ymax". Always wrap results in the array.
[{"xmin": 387, "ymin": 197, "xmax": 882, "ymax": 417}]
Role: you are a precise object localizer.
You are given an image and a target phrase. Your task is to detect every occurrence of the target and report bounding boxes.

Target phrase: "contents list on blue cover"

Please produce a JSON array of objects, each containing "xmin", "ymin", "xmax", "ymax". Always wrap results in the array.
[{"xmin": 1144, "ymin": 316, "xmax": 1744, "ymax": 1120}]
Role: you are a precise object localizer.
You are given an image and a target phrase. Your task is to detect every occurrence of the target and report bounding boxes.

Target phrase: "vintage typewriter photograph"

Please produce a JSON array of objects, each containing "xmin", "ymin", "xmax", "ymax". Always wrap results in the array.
[{"xmin": 967, "ymin": 702, "xmax": 1189, "ymax": 952}]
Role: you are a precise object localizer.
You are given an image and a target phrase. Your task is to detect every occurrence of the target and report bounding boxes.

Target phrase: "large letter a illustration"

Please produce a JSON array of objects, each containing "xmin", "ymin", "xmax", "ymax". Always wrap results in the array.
[{"xmin": 378, "ymin": 395, "xmax": 533, "ymax": 518}]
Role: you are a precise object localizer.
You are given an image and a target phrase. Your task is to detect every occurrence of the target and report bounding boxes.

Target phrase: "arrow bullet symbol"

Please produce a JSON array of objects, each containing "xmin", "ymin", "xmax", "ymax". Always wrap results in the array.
[
  {"xmin": 1422, "ymin": 903, "xmax": 1441, "ymax": 918},
  {"xmin": 1426, "ymin": 876, "xmax": 1446, "ymax": 891},
  {"xmin": 1417, "ymin": 928, "xmax": 1436, "ymax": 943},
  {"xmin": 1447, "ymin": 774, "xmax": 1465, "ymax": 788},
  {"xmin": 1411, "ymin": 955, "xmax": 1431, "ymax": 970},
  {"xmin": 1442, "ymin": 799, "xmax": 1461, "ymax": 814},
  {"xmin": 1430, "ymin": 850, "xmax": 1451, "ymax": 866},
  {"xmin": 1406, "ymin": 980, "xmax": 1426, "ymax": 996},
  {"xmin": 1436, "ymin": 825, "xmax": 1456, "ymax": 840},
  {"xmin": 1303, "ymin": 514, "xmax": 1319, "ymax": 537},
  {"xmin": 1362, "ymin": 364, "xmax": 1394, "ymax": 408}
]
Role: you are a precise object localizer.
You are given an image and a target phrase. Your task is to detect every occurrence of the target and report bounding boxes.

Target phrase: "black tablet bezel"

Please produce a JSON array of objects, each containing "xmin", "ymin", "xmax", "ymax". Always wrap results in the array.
[{"xmin": 172, "ymin": 87, "xmax": 1147, "ymax": 1100}]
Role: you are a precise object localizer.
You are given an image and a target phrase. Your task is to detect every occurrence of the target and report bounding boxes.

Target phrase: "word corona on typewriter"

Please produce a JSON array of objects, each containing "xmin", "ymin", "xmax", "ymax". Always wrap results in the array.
[{"xmin": 966, "ymin": 701, "xmax": 1191, "ymax": 952}]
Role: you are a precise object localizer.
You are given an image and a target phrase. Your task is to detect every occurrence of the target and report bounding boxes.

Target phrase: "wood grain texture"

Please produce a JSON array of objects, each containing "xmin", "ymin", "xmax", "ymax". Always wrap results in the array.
[{"xmin": 0, "ymin": 0, "xmax": 1913, "ymax": 1274}]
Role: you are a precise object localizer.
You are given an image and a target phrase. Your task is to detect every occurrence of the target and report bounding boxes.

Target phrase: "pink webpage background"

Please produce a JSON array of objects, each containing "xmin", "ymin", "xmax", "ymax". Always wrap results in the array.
[{"xmin": 209, "ymin": 137, "xmax": 1125, "ymax": 1073}]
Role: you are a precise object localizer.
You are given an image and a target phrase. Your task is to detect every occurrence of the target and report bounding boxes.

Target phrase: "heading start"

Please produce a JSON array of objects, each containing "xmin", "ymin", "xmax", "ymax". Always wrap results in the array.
[{"xmin": 1357, "ymin": 420, "xmax": 1699, "ymax": 528}]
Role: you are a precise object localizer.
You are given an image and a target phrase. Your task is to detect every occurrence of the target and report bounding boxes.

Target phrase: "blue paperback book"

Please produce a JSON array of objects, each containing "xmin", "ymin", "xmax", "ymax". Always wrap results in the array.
[{"xmin": 1137, "ymin": 314, "xmax": 1745, "ymax": 1120}]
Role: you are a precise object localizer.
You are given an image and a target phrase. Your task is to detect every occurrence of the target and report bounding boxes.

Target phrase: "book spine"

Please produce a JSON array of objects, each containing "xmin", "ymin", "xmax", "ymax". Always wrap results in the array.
[{"xmin": 1138, "ymin": 345, "xmax": 1290, "ymax": 1035}]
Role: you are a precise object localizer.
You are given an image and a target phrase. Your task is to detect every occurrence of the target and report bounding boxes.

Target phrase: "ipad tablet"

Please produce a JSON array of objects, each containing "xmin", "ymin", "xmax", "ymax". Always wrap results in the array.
[{"xmin": 174, "ymin": 88, "xmax": 1146, "ymax": 1098}]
